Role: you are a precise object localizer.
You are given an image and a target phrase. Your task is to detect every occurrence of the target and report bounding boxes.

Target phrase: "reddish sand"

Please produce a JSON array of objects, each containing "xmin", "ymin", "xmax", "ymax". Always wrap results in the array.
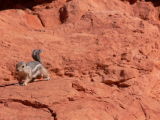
[{"xmin": 0, "ymin": 0, "xmax": 160, "ymax": 119}]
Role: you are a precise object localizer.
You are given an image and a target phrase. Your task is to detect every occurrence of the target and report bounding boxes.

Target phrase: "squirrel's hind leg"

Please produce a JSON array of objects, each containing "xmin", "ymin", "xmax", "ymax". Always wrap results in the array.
[{"xmin": 41, "ymin": 67, "xmax": 51, "ymax": 80}]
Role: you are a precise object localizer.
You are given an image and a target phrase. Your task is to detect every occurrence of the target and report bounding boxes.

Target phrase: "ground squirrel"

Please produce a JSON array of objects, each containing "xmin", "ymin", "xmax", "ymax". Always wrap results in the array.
[{"xmin": 16, "ymin": 49, "xmax": 50, "ymax": 86}]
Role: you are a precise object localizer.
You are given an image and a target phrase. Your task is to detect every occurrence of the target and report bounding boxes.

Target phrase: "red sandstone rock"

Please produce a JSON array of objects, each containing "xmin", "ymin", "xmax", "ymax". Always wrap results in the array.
[{"xmin": 0, "ymin": 0, "xmax": 160, "ymax": 120}]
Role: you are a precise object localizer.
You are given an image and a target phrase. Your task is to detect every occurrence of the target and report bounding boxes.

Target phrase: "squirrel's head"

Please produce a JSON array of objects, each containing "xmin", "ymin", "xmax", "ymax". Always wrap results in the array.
[{"xmin": 16, "ymin": 62, "xmax": 27, "ymax": 72}]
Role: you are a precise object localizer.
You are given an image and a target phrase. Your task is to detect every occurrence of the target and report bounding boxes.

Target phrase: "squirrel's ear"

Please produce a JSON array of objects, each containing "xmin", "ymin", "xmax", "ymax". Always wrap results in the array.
[{"xmin": 39, "ymin": 49, "xmax": 43, "ymax": 53}]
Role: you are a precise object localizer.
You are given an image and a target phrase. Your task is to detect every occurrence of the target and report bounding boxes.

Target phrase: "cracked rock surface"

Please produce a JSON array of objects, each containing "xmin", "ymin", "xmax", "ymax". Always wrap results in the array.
[{"xmin": 1, "ymin": 0, "xmax": 160, "ymax": 119}]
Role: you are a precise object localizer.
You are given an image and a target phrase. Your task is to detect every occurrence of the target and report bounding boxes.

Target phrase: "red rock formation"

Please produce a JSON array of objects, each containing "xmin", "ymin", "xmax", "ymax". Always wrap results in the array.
[{"xmin": 0, "ymin": 0, "xmax": 160, "ymax": 119}]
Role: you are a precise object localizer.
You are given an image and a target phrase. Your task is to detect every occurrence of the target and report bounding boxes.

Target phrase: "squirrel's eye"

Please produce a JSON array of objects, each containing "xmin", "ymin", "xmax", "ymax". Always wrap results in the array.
[{"xmin": 22, "ymin": 65, "xmax": 24, "ymax": 68}]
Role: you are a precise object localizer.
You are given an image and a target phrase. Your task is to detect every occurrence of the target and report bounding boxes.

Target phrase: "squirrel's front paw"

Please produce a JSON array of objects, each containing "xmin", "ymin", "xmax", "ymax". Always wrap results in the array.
[
  {"xmin": 21, "ymin": 82, "xmax": 28, "ymax": 86},
  {"xmin": 44, "ymin": 77, "xmax": 51, "ymax": 81}
]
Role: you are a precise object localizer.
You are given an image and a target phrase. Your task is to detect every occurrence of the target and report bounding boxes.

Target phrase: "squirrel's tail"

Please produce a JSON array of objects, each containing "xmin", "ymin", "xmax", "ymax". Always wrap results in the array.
[{"xmin": 32, "ymin": 49, "xmax": 43, "ymax": 63}]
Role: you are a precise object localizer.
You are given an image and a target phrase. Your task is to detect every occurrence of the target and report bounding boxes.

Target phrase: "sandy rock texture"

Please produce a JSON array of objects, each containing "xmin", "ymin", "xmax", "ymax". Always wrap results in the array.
[{"xmin": 1, "ymin": 0, "xmax": 160, "ymax": 119}]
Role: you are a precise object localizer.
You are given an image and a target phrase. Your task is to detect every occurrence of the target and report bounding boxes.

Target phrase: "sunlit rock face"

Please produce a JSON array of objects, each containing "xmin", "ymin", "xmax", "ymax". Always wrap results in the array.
[{"xmin": 1, "ymin": 0, "xmax": 160, "ymax": 120}]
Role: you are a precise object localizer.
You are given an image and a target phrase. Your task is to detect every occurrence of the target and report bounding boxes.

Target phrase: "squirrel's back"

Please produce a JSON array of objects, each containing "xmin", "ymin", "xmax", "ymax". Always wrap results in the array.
[{"xmin": 27, "ymin": 61, "xmax": 40, "ymax": 69}]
